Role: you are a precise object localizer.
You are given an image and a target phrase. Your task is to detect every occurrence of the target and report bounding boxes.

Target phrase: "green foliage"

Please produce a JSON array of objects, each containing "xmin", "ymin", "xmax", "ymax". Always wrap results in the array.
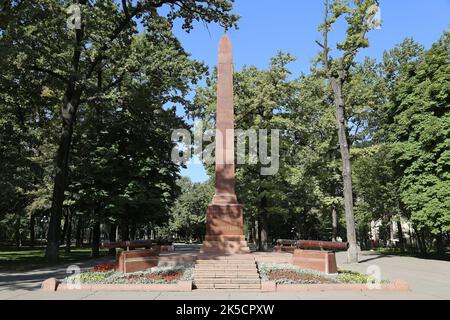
[
  {"xmin": 258, "ymin": 263, "xmax": 383, "ymax": 284},
  {"xmin": 0, "ymin": 1, "xmax": 448, "ymax": 257},
  {"xmin": 337, "ymin": 269, "xmax": 388, "ymax": 284},
  {"xmin": 353, "ymin": 144, "xmax": 401, "ymax": 224},
  {"xmin": 0, "ymin": 0, "xmax": 239, "ymax": 252},
  {"xmin": 64, "ymin": 265, "xmax": 193, "ymax": 284},
  {"xmin": 385, "ymin": 33, "xmax": 450, "ymax": 235},
  {"xmin": 169, "ymin": 178, "xmax": 214, "ymax": 240}
]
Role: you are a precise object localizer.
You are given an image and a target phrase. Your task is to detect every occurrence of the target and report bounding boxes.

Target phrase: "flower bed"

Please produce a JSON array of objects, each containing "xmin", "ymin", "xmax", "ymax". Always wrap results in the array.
[
  {"xmin": 91, "ymin": 264, "xmax": 115, "ymax": 272},
  {"xmin": 63, "ymin": 265, "xmax": 193, "ymax": 285},
  {"xmin": 258, "ymin": 263, "xmax": 388, "ymax": 285}
]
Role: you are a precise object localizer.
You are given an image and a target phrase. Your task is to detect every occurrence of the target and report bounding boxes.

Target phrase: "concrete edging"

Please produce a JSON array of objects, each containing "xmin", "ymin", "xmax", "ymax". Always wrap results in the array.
[
  {"xmin": 42, "ymin": 278, "xmax": 409, "ymax": 293},
  {"xmin": 41, "ymin": 278, "xmax": 193, "ymax": 292},
  {"xmin": 261, "ymin": 279, "xmax": 410, "ymax": 292}
]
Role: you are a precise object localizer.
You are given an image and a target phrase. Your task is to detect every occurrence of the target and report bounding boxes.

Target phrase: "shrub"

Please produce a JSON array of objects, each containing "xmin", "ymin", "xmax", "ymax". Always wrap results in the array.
[
  {"xmin": 63, "ymin": 265, "xmax": 193, "ymax": 285},
  {"xmin": 257, "ymin": 264, "xmax": 389, "ymax": 285}
]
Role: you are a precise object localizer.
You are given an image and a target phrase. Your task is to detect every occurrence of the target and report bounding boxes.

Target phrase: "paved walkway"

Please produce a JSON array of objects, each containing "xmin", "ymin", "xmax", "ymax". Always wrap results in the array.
[
  {"xmin": 1, "ymin": 251, "xmax": 449, "ymax": 300},
  {"xmin": 0, "ymin": 256, "xmax": 114, "ymax": 291},
  {"xmin": 335, "ymin": 251, "xmax": 450, "ymax": 299}
]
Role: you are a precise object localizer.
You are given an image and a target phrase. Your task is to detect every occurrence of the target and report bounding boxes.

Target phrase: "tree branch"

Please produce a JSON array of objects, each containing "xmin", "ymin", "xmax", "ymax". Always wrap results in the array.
[
  {"xmin": 315, "ymin": 40, "xmax": 324, "ymax": 49},
  {"xmin": 122, "ymin": 0, "xmax": 130, "ymax": 19},
  {"xmin": 29, "ymin": 66, "xmax": 69, "ymax": 84}
]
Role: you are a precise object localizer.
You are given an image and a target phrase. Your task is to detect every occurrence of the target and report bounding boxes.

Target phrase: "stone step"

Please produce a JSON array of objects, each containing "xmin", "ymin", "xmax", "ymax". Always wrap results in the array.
[
  {"xmin": 214, "ymin": 284, "xmax": 240, "ymax": 289},
  {"xmin": 194, "ymin": 272, "xmax": 259, "ymax": 277},
  {"xmin": 195, "ymin": 278, "xmax": 261, "ymax": 285},
  {"xmin": 195, "ymin": 263, "xmax": 256, "ymax": 267},
  {"xmin": 194, "ymin": 274, "xmax": 260, "ymax": 278},
  {"xmin": 196, "ymin": 259, "xmax": 254, "ymax": 263},
  {"xmin": 212, "ymin": 283, "xmax": 261, "ymax": 290},
  {"xmin": 194, "ymin": 270, "xmax": 259, "ymax": 275},
  {"xmin": 195, "ymin": 289, "xmax": 262, "ymax": 292},
  {"xmin": 194, "ymin": 271, "xmax": 259, "ymax": 275},
  {"xmin": 195, "ymin": 265, "xmax": 256, "ymax": 269},
  {"xmin": 194, "ymin": 268, "xmax": 258, "ymax": 272},
  {"xmin": 195, "ymin": 264, "xmax": 256, "ymax": 271},
  {"xmin": 194, "ymin": 284, "xmax": 261, "ymax": 290},
  {"xmin": 195, "ymin": 264, "xmax": 256, "ymax": 268},
  {"xmin": 196, "ymin": 260, "xmax": 256, "ymax": 265},
  {"xmin": 195, "ymin": 283, "xmax": 214, "ymax": 289},
  {"xmin": 193, "ymin": 253, "xmax": 261, "ymax": 290},
  {"xmin": 197, "ymin": 255, "xmax": 256, "ymax": 261}
]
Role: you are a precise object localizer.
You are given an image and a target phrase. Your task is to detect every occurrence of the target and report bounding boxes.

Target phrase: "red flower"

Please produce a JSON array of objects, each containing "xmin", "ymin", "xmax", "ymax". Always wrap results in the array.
[{"xmin": 92, "ymin": 264, "xmax": 115, "ymax": 272}]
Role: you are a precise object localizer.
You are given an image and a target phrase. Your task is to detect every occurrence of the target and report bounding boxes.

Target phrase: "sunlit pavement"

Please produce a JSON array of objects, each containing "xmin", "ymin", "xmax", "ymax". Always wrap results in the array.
[{"xmin": 1, "ymin": 251, "xmax": 449, "ymax": 300}]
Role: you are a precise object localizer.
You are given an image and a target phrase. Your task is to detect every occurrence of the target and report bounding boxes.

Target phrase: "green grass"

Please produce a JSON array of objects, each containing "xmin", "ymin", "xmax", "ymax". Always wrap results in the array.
[{"xmin": 0, "ymin": 246, "xmax": 110, "ymax": 272}]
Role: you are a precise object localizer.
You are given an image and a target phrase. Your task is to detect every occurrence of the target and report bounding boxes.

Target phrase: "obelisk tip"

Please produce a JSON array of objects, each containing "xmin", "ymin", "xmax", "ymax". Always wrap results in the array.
[
  {"xmin": 220, "ymin": 33, "xmax": 230, "ymax": 41},
  {"xmin": 218, "ymin": 33, "xmax": 232, "ymax": 63}
]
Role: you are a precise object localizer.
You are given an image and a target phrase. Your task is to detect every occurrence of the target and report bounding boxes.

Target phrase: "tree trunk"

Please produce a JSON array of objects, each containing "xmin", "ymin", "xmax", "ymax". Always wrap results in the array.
[
  {"xmin": 331, "ymin": 78, "xmax": 358, "ymax": 263},
  {"xmin": 250, "ymin": 219, "xmax": 257, "ymax": 246},
  {"xmin": 91, "ymin": 222, "xmax": 101, "ymax": 258},
  {"xmin": 258, "ymin": 195, "xmax": 269, "ymax": 252},
  {"xmin": 408, "ymin": 226, "xmax": 415, "ymax": 253},
  {"xmin": 258, "ymin": 216, "xmax": 268, "ymax": 252},
  {"xmin": 130, "ymin": 223, "xmax": 137, "ymax": 241},
  {"xmin": 14, "ymin": 214, "xmax": 21, "ymax": 249},
  {"xmin": 396, "ymin": 220, "xmax": 405, "ymax": 253},
  {"xmin": 254, "ymin": 219, "xmax": 260, "ymax": 247},
  {"xmin": 109, "ymin": 224, "xmax": 117, "ymax": 256},
  {"xmin": 60, "ymin": 208, "xmax": 69, "ymax": 243},
  {"xmin": 332, "ymin": 206, "xmax": 338, "ymax": 242},
  {"xmin": 29, "ymin": 213, "xmax": 35, "ymax": 248},
  {"xmin": 415, "ymin": 227, "xmax": 428, "ymax": 256},
  {"xmin": 75, "ymin": 216, "xmax": 83, "ymax": 248},
  {"xmin": 45, "ymin": 90, "xmax": 81, "ymax": 263},
  {"xmin": 120, "ymin": 222, "xmax": 130, "ymax": 241},
  {"xmin": 65, "ymin": 208, "xmax": 72, "ymax": 253},
  {"xmin": 88, "ymin": 227, "xmax": 92, "ymax": 245},
  {"xmin": 436, "ymin": 232, "xmax": 444, "ymax": 256}
]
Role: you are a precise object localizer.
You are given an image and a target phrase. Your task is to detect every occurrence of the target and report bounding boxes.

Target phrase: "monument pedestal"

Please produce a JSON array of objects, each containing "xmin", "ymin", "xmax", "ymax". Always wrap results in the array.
[{"xmin": 201, "ymin": 204, "xmax": 250, "ymax": 254}]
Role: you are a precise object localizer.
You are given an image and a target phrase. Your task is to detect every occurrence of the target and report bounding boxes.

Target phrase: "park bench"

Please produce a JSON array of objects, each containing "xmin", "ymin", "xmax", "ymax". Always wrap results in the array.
[
  {"xmin": 101, "ymin": 240, "xmax": 174, "ymax": 273},
  {"xmin": 274, "ymin": 239, "xmax": 349, "ymax": 274}
]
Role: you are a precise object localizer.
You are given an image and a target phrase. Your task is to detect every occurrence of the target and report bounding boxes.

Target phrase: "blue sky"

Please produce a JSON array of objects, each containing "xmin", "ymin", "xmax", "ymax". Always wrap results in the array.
[{"xmin": 171, "ymin": 0, "xmax": 450, "ymax": 183}]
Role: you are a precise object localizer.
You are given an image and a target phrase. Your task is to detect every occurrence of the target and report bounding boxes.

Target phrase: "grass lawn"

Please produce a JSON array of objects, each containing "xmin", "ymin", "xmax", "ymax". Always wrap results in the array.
[{"xmin": 0, "ymin": 246, "xmax": 110, "ymax": 272}]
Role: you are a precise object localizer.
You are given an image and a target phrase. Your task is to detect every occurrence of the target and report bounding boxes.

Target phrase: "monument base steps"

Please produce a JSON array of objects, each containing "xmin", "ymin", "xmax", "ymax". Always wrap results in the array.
[{"xmin": 193, "ymin": 256, "xmax": 261, "ymax": 290}]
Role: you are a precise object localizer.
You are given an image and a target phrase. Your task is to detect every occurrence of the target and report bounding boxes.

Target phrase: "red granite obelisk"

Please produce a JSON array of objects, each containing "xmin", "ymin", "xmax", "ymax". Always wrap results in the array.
[{"xmin": 201, "ymin": 34, "xmax": 250, "ymax": 254}]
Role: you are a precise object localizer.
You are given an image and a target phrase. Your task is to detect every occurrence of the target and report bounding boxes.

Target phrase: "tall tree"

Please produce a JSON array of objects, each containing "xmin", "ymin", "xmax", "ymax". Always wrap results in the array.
[
  {"xmin": 1, "ymin": 0, "xmax": 238, "ymax": 262},
  {"xmin": 384, "ymin": 32, "xmax": 450, "ymax": 255},
  {"xmin": 316, "ymin": 0, "xmax": 381, "ymax": 262}
]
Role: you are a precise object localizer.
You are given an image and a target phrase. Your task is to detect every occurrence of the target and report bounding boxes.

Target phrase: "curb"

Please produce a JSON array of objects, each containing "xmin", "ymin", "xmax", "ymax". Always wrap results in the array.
[
  {"xmin": 261, "ymin": 279, "xmax": 410, "ymax": 292},
  {"xmin": 41, "ymin": 279, "xmax": 193, "ymax": 292}
]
